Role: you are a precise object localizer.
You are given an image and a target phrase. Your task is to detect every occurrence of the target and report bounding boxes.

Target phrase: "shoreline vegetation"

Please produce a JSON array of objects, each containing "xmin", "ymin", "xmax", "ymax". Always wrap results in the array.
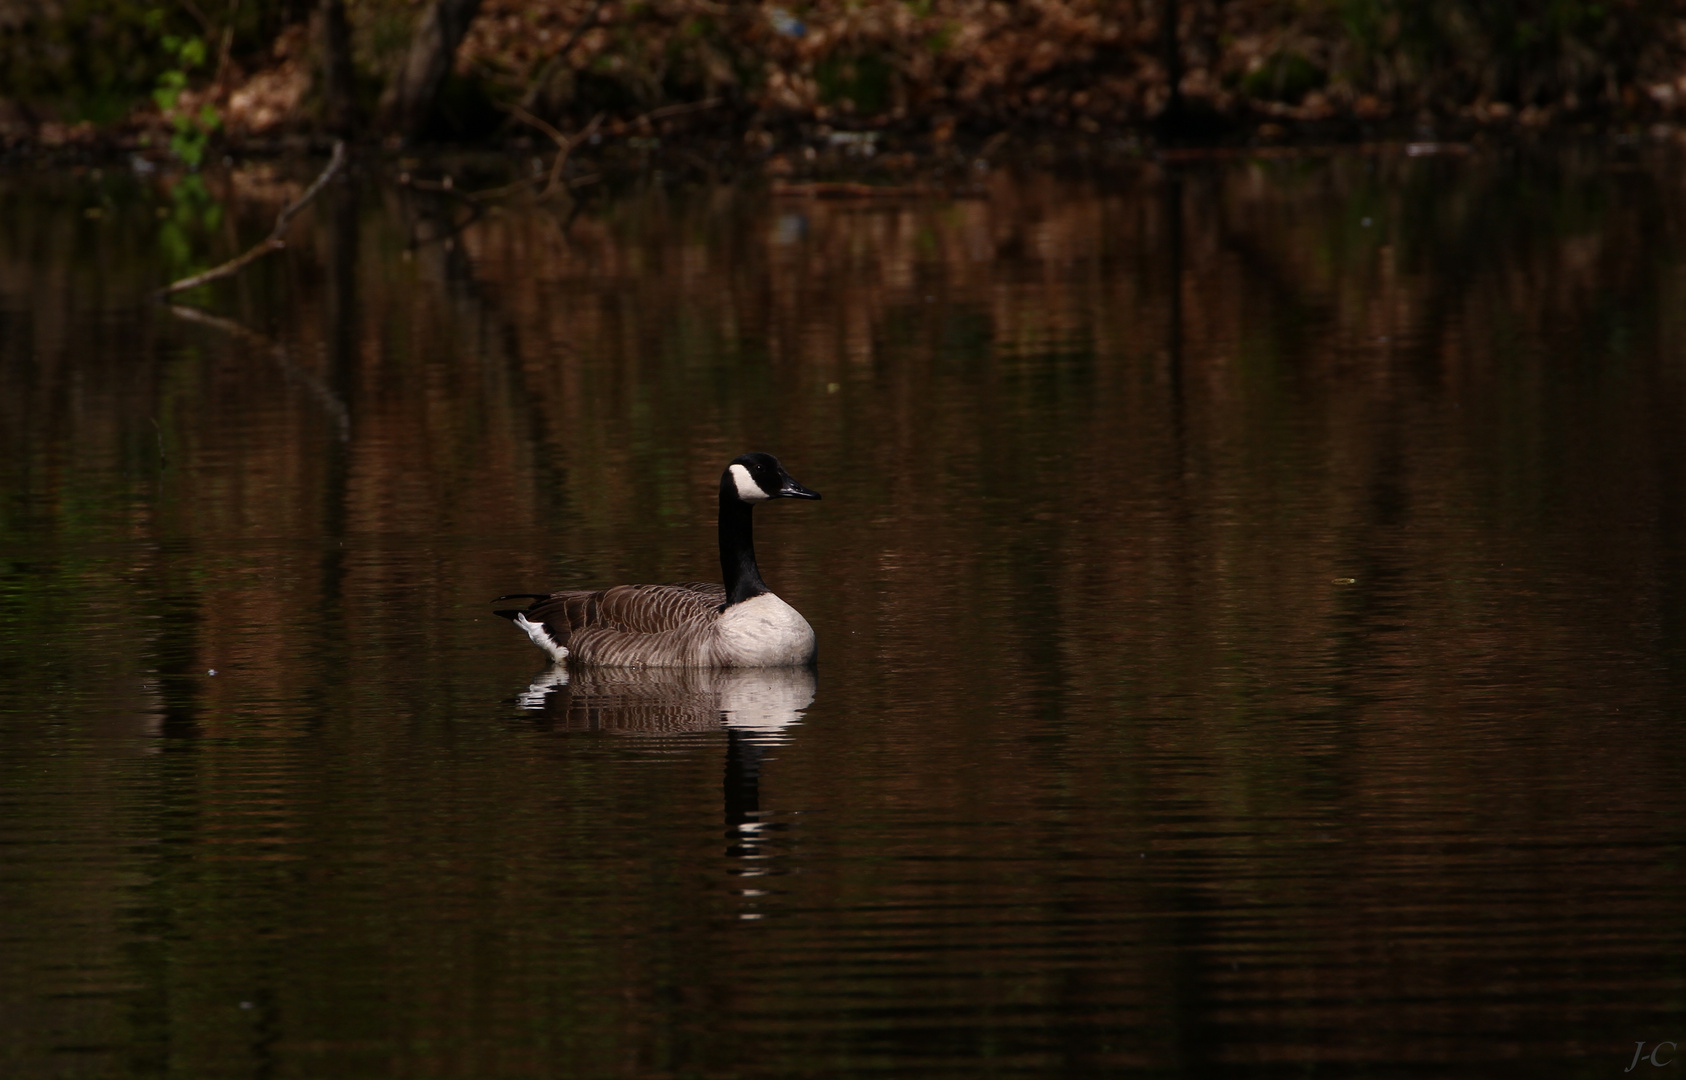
[{"xmin": 5, "ymin": 0, "xmax": 1686, "ymax": 171}]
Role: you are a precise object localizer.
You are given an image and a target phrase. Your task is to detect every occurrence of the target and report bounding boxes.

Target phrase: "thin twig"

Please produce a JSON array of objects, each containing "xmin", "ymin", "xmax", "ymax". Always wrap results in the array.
[
  {"xmin": 400, "ymin": 173, "xmax": 484, "ymax": 207},
  {"xmin": 772, "ymin": 180, "xmax": 947, "ymax": 199},
  {"xmin": 508, "ymin": 102, "xmax": 569, "ymax": 147},
  {"xmin": 157, "ymin": 140, "xmax": 347, "ymax": 297},
  {"xmin": 176, "ymin": 0, "xmax": 214, "ymax": 36},
  {"xmin": 509, "ymin": 106, "xmax": 603, "ymax": 199},
  {"xmin": 597, "ymin": 97, "xmax": 722, "ymax": 141},
  {"xmin": 634, "ymin": 97, "xmax": 722, "ymax": 125},
  {"xmin": 212, "ymin": 0, "xmax": 241, "ymax": 89},
  {"xmin": 545, "ymin": 111, "xmax": 602, "ymax": 197},
  {"xmin": 459, "ymin": 173, "xmax": 543, "ymax": 201},
  {"xmin": 272, "ymin": 140, "xmax": 347, "ymax": 234}
]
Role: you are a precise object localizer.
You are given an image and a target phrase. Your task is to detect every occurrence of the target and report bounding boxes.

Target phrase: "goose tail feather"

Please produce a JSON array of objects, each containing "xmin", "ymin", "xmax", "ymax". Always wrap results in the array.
[{"xmin": 494, "ymin": 593, "xmax": 552, "ymax": 622}]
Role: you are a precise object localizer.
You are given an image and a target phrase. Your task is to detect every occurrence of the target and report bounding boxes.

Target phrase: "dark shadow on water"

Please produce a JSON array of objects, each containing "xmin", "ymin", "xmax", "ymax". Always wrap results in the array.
[{"xmin": 6, "ymin": 155, "xmax": 1686, "ymax": 1077}]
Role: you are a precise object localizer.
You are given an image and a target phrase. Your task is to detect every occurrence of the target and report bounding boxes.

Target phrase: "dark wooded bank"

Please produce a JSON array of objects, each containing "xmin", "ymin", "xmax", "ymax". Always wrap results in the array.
[{"xmin": 3, "ymin": 0, "xmax": 1686, "ymax": 154}]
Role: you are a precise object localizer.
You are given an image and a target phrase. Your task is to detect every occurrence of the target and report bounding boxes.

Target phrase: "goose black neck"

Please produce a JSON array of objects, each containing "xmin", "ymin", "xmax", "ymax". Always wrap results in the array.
[{"xmin": 718, "ymin": 489, "xmax": 769, "ymax": 607}]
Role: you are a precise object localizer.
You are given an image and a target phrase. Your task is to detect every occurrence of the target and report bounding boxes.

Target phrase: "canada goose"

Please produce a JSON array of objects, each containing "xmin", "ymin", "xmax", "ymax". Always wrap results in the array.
[{"xmin": 494, "ymin": 453, "xmax": 821, "ymax": 667}]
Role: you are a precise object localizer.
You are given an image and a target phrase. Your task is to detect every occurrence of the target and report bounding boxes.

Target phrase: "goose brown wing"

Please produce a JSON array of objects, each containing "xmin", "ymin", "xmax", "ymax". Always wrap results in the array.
[
  {"xmin": 587, "ymin": 582, "xmax": 724, "ymax": 632},
  {"xmin": 522, "ymin": 582, "xmax": 724, "ymax": 646}
]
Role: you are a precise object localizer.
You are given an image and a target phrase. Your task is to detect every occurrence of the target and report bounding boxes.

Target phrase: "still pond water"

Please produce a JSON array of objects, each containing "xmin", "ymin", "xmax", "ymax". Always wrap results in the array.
[{"xmin": 2, "ymin": 147, "xmax": 1685, "ymax": 1078}]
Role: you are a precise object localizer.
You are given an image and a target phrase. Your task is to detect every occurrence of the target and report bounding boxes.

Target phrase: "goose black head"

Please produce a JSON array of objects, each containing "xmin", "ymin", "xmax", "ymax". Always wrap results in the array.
[{"xmin": 724, "ymin": 453, "xmax": 821, "ymax": 504}]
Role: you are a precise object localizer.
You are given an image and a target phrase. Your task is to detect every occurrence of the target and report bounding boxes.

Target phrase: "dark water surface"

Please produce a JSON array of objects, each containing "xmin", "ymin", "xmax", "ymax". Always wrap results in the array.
[{"xmin": 3, "ymin": 149, "xmax": 1685, "ymax": 1078}]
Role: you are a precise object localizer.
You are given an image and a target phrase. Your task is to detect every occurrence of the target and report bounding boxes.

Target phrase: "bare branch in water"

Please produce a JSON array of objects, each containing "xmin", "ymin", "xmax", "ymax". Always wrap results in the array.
[
  {"xmin": 156, "ymin": 140, "xmax": 348, "ymax": 298},
  {"xmin": 508, "ymin": 107, "xmax": 604, "ymax": 199}
]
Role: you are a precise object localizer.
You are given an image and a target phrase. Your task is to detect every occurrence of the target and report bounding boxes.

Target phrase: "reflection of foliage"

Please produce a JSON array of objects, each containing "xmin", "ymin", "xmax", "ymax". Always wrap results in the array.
[{"xmin": 158, "ymin": 175, "xmax": 225, "ymax": 279}]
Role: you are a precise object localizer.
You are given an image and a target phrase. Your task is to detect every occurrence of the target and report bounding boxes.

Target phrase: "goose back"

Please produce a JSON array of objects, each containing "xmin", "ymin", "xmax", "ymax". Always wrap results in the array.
[{"xmin": 511, "ymin": 582, "xmax": 726, "ymax": 667}]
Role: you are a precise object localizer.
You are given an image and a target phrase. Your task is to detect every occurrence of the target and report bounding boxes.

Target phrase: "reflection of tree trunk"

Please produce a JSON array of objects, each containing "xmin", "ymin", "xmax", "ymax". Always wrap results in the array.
[
  {"xmin": 377, "ymin": 0, "xmax": 484, "ymax": 139},
  {"xmin": 317, "ymin": 181, "xmax": 358, "ymax": 674},
  {"xmin": 1164, "ymin": 170, "xmax": 1184, "ymax": 435},
  {"xmin": 1158, "ymin": 0, "xmax": 1183, "ymax": 132},
  {"xmin": 320, "ymin": 179, "xmax": 359, "ymax": 500},
  {"xmin": 316, "ymin": 0, "xmax": 358, "ymax": 135}
]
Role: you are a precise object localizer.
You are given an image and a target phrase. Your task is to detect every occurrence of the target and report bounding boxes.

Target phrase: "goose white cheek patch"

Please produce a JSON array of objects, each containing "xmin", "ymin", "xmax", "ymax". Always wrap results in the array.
[{"xmin": 730, "ymin": 464, "xmax": 770, "ymax": 501}]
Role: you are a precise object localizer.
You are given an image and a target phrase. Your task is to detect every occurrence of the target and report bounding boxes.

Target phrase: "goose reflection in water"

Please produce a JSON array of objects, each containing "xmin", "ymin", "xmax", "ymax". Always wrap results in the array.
[{"xmin": 512, "ymin": 665, "xmax": 815, "ymax": 871}]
